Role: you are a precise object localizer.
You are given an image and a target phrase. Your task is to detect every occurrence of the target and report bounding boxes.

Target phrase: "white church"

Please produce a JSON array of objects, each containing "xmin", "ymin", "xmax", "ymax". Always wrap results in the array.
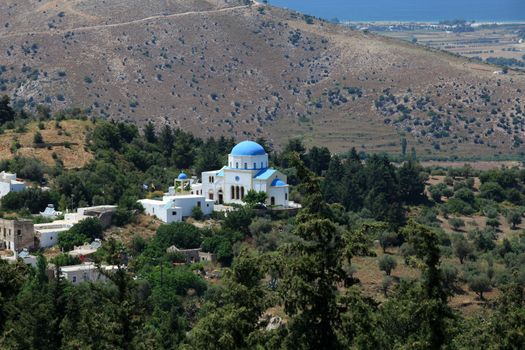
[
  {"xmin": 191, "ymin": 140, "xmax": 290, "ymax": 207},
  {"xmin": 138, "ymin": 140, "xmax": 291, "ymax": 224}
]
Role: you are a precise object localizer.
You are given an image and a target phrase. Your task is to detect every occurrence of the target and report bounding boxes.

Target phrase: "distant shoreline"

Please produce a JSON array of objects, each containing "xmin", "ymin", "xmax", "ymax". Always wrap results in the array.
[{"xmin": 342, "ymin": 20, "xmax": 525, "ymax": 26}]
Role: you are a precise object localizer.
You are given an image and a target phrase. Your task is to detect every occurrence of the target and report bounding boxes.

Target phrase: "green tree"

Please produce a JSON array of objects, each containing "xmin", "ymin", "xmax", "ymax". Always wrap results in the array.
[
  {"xmin": 468, "ymin": 274, "xmax": 491, "ymax": 300},
  {"xmin": 378, "ymin": 255, "xmax": 397, "ymax": 276},
  {"xmin": 273, "ymin": 153, "xmax": 373, "ymax": 349},
  {"xmin": 143, "ymin": 121, "xmax": 157, "ymax": 143},
  {"xmin": 188, "ymin": 249, "xmax": 267, "ymax": 349},
  {"xmin": 0, "ymin": 95, "xmax": 15, "ymax": 124},
  {"xmin": 397, "ymin": 160, "xmax": 426, "ymax": 205},
  {"xmin": 507, "ymin": 210, "xmax": 522, "ymax": 230},
  {"xmin": 452, "ymin": 234, "xmax": 472, "ymax": 264},
  {"xmin": 378, "ymin": 230, "xmax": 398, "ymax": 253},
  {"xmin": 58, "ymin": 217, "xmax": 103, "ymax": 250},
  {"xmin": 242, "ymin": 190, "xmax": 267, "ymax": 207}
]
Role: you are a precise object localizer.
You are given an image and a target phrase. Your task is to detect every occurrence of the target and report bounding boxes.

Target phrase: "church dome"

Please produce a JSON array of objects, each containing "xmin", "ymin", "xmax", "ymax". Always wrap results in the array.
[
  {"xmin": 271, "ymin": 178, "xmax": 286, "ymax": 187},
  {"xmin": 177, "ymin": 173, "xmax": 188, "ymax": 180},
  {"xmin": 231, "ymin": 141, "xmax": 266, "ymax": 156}
]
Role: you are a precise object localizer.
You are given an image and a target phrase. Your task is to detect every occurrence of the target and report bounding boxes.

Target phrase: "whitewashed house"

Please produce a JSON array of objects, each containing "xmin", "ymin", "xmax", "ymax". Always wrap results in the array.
[
  {"xmin": 35, "ymin": 205, "xmax": 117, "ymax": 249},
  {"xmin": 0, "ymin": 172, "xmax": 26, "ymax": 199},
  {"xmin": 193, "ymin": 141, "xmax": 290, "ymax": 207},
  {"xmin": 59, "ymin": 262, "xmax": 119, "ymax": 285},
  {"xmin": 34, "ymin": 221, "xmax": 72, "ymax": 248}
]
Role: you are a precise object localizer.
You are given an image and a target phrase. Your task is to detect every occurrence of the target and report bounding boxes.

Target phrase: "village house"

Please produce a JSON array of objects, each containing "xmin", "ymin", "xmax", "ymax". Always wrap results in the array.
[
  {"xmin": 166, "ymin": 245, "xmax": 217, "ymax": 264},
  {"xmin": 0, "ymin": 172, "xmax": 26, "ymax": 199},
  {"xmin": 0, "ymin": 248, "xmax": 38, "ymax": 267},
  {"xmin": 34, "ymin": 205, "xmax": 117, "ymax": 249},
  {"xmin": 59, "ymin": 262, "xmax": 119, "ymax": 285},
  {"xmin": 0, "ymin": 218, "xmax": 35, "ymax": 251}
]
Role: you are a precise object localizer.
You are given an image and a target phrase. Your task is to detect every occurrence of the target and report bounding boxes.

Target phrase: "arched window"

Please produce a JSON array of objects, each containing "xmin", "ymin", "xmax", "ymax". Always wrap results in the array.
[
  {"xmin": 231, "ymin": 186, "xmax": 235, "ymax": 200},
  {"xmin": 285, "ymin": 193, "xmax": 288, "ymax": 200},
  {"xmin": 236, "ymin": 162, "xmax": 239, "ymax": 168},
  {"xmin": 244, "ymin": 163, "xmax": 247, "ymax": 169},
  {"xmin": 241, "ymin": 187, "xmax": 245, "ymax": 199},
  {"xmin": 236, "ymin": 186, "xmax": 240, "ymax": 199},
  {"xmin": 253, "ymin": 162, "xmax": 256, "ymax": 169},
  {"xmin": 271, "ymin": 197, "xmax": 275, "ymax": 206},
  {"xmin": 261, "ymin": 162, "xmax": 264, "ymax": 168}
]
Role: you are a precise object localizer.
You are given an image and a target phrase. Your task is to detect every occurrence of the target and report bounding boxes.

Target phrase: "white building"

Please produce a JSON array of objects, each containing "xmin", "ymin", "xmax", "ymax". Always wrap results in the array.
[
  {"xmin": 34, "ymin": 205, "xmax": 117, "ymax": 249},
  {"xmin": 138, "ymin": 174, "xmax": 214, "ymax": 224},
  {"xmin": 59, "ymin": 262, "xmax": 119, "ymax": 285},
  {"xmin": 193, "ymin": 141, "xmax": 290, "ymax": 207},
  {"xmin": 34, "ymin": 221, "xmax": 73, "ymax": 248},
  {"xmin": 0, "ymin": 248, "xmax": 38, "ymax": 267},
  {"xmin": 0, "ymin": 172, "xmax": 26, "ymax": 199},
  {"xmin": 69, "ymin": 239, "xmax": 102, "ymax": 257}
]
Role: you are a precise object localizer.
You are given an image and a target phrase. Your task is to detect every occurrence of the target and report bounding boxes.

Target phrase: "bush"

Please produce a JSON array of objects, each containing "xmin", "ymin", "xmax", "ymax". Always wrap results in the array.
[
  {"xmin": 378, "ymin": 254, "xmax": 397, "ymax": 276},
  {"xmin": 449, "ymin": 217, "xmax": 465, "ymax": 231},
  {"xmin": 155, "ymin": 222, "xmax": 203, "ymax": 250},
  {"xmin": 33, "ymin": 131, "xmax": 44, "ymax": 144},
  {"xmin": 191, "ymin": 205, "xmax": 204, "ymax": 220},
  {"xmin": 50, "ymin": 253, "xmax": 81, "ymax": 267},
  {"xmin": 57, "ymin": 217, "xmax": 103, "ymax": 251},
  {"xmin": 249, "ymin": 217, "xmax": 273, "ymax": 237},
  {"xmin": 223, "ymin": 207, "xmax": 253, "ymax": 235}
]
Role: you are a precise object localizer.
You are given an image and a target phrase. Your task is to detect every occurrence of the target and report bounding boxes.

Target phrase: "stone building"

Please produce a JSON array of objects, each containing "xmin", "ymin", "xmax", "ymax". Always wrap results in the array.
[{"xmin": 0, "ymin": 218, "xmax": 35, "ymax": 251}]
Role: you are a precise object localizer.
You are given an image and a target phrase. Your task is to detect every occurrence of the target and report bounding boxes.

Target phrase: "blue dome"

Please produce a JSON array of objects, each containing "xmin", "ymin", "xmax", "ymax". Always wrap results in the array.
[
  {"xmin": 271, "ymin": 178, "xmax": 286, "ymax": 187},
  {"xmin": 177, "ymin": 173, "xmax": 188, "ymax": 180},
  {"xmin": 231, "ymin": 141, "xmax": 266, "ymax": 156}
]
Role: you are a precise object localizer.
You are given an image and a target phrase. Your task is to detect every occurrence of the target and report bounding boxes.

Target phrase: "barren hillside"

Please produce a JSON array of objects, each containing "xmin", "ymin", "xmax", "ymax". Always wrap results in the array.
[{"xmin": 1, "ymin": 0, "xmax": 524, "ymax": 157}]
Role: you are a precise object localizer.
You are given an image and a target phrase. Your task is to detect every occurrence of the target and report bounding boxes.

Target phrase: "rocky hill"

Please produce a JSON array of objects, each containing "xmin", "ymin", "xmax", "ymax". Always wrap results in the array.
[{"xmin": 1, "ymin": 0, "xmax": 524, "ymax": 158}]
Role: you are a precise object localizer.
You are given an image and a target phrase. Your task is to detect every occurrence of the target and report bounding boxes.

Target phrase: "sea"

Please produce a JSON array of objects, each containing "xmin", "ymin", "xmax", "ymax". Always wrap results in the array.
[{"xmin": 267, "ymin": 0, "xmax": 525, "ymax": 22}]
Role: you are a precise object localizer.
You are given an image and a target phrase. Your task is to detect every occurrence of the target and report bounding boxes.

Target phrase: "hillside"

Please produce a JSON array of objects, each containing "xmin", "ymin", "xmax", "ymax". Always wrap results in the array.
[
  {"xmin": 0, "ymin": 119, "xmax": 93, "ymax": 168},
  {"xmin": 0, "ymin": 0, "xmax": 524, "ymax": 157}
]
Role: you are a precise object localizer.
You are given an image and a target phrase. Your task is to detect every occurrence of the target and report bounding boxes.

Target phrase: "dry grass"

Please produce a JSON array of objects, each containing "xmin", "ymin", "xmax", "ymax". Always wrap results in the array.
[{"xmin": 0, "ymin": 120, "xmax": 93, "ymax": 169}]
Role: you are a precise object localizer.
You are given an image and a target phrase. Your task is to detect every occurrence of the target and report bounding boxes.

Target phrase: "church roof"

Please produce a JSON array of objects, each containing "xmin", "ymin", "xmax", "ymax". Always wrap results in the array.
[
  {"xmin": 231, "ymin": 141, "xmax": 266, "ymax": 156},
  {"xmin": 177, "ymin": 173, "xmax": 188, "ymax": 180},
  {"xmin": 254, "ymin": 168, "xmax": 277, "ymax": 180},
  {"xmin": 271, "ymin": 178, "xmax": 287, "ymax": 187}
]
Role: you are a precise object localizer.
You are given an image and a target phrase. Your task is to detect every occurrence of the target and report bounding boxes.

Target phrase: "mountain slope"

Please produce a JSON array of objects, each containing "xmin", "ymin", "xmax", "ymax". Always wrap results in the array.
[{"xmin": 0, "ymin": 0, "xmax": 524, "ymax": 157}]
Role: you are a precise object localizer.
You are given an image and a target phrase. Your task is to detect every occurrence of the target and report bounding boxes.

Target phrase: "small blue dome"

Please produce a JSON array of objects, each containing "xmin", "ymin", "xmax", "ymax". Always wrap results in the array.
[
  {"xmin": 271, "ymin": 178, "xmax": 286, "ymax": 187},
  {"xmin": 177, "ymin": 173, "xmax": 188, "ymax": 180},
  {"xmin": 231, "ymin": 141, "xmax": 266, "ymax": 156}
]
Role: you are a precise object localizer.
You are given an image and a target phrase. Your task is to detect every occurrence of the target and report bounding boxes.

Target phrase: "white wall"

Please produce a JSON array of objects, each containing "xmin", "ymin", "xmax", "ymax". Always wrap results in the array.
[
  {"xmin": 139, "ymin": 196, "xmax": 213, "ymax": 224},
  {"xmin": 227, "ymin": 154, "xmax": 268, "ymax": 170},
  {"xmin": 268, "ymin": 186, "xmax": 289, "ymax": 207},
  {"xmin": 61, "ymin": 265, "xmax": 110, "ymax": 285},
  {"xmin": 0, "ymin": 181, "xmax": 25, "ymax": 199},
  {"xmin": 0, "ymin": 182, "xmax": 10, "ymax": 199},
  {"xmin": 37, "ymin": 229, "xmax": 67, "ymax": 248}
]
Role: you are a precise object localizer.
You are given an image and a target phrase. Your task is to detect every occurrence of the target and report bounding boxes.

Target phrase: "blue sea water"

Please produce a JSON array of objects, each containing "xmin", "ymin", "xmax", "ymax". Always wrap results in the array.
[{"xmin": 267, "ymin": 0, "xmax": 525, "ymax": 22}]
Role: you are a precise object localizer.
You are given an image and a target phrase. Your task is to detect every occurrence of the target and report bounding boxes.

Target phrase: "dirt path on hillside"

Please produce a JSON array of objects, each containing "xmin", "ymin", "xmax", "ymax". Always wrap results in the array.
[{"xmin": 1, "ymin": 3, "xmax": 256, "ymax": 39}]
